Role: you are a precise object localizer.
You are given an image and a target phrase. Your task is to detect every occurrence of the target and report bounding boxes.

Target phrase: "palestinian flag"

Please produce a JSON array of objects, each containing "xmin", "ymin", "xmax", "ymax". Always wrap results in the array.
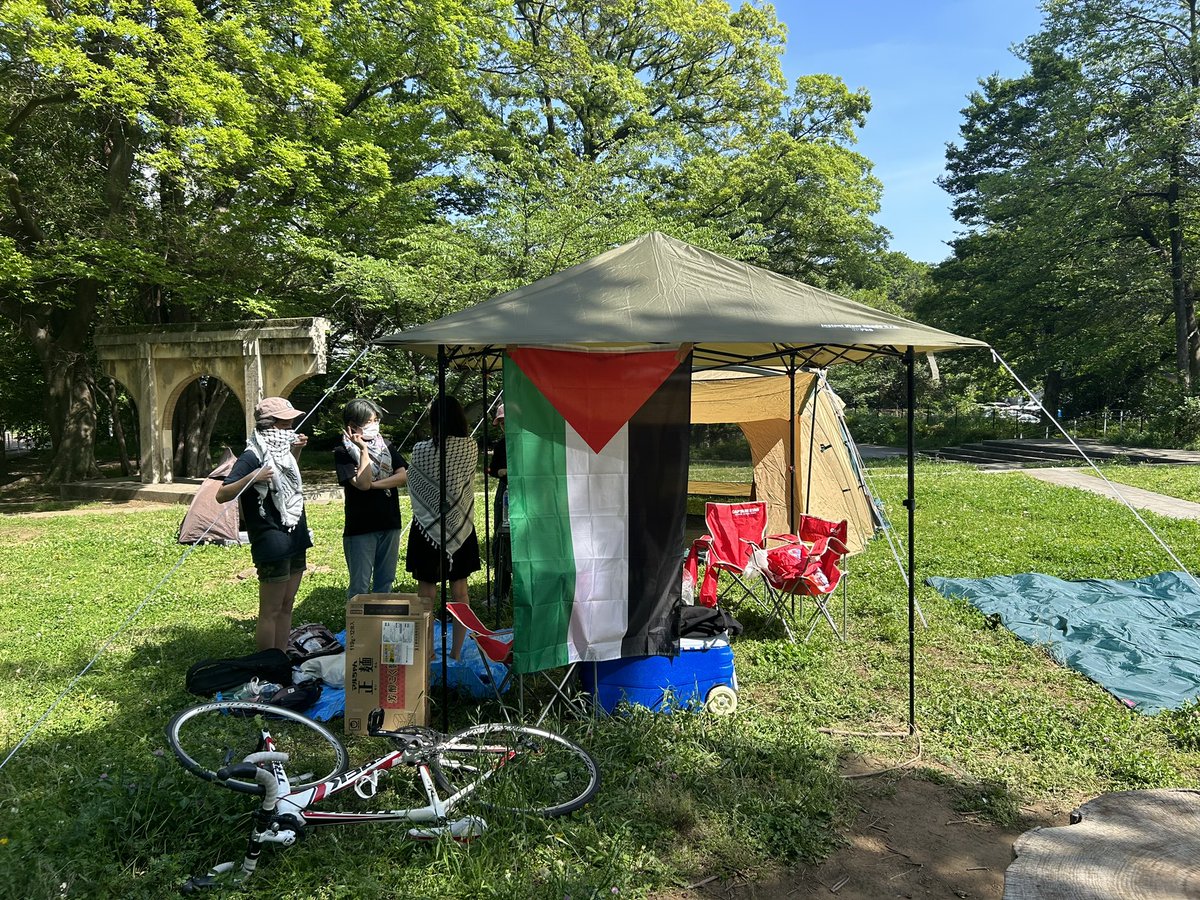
[{"xmin": 504, "ymin": 347, "xmax": 692, "ymax": 674}]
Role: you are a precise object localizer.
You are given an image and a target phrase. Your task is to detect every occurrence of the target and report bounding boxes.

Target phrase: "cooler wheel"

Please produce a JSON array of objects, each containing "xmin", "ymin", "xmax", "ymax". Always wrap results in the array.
[{"xmin": 704, "ymin": 684, "xmax": 738, "ymax": 716}]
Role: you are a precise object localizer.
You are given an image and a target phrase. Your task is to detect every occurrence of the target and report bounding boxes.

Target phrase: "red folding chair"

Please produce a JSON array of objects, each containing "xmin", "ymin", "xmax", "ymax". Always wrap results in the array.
[
  {"xmin": 690, "ymin": 501, "xmax": 800, "ymax": 641},
  {"xmin": 444, "ymin": 602, "xmax": 583, "ymax": 726},
  {"xmin": 754, "ymin": 514, "xmax": 850, "ymax": 641}
]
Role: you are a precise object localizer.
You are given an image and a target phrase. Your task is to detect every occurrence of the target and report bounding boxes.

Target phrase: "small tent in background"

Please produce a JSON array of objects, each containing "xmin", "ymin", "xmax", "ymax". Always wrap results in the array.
[
  {"xmin": 691, "ymin": 370, "xmax": 879, "ymax": 553},
  {"xmin": 177, "ymin": 448, "xmax": 242, "ymax": 546}
]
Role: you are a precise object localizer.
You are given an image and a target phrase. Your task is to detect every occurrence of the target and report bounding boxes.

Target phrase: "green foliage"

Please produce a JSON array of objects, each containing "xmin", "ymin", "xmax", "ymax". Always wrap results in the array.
[{"xmin": 930, "ymin": 0, "xmax": 1200, "ymax": 413}]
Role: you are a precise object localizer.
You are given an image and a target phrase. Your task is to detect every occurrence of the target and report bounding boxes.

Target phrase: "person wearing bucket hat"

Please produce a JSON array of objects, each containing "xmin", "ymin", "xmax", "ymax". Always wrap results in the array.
[{"xmin": 217, "ymin": 396, "xmax": 312, "ymax": 651}]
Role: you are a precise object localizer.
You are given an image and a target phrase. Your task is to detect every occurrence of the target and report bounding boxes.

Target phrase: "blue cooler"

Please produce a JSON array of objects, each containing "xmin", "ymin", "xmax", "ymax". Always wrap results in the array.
[{"xmin": 581, "ymin": 634, "xmax": 737, "ymax": 715}]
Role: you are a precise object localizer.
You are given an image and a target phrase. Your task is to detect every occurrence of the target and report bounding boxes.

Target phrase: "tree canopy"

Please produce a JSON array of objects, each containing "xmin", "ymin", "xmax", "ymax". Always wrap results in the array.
[
  {"xmin": 929, "ymin": 0, "xmax": 1200, "ymax": 415},
  {"xmin": 1, "ymin": 0, "xmax": 901, "ymax": 477}
]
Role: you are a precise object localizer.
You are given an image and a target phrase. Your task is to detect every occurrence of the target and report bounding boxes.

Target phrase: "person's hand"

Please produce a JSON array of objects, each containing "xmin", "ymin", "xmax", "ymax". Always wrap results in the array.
[
  {"xmin": 290, "ymin": 433, "xmax": 308, "ymax": 454},
  {"xmin": 253, "ymin": 465, "xmax": 275, "ymax": 482},
  {"xmin": 343, "ymin": 426, "xmax": 367, "ymax": 449}
]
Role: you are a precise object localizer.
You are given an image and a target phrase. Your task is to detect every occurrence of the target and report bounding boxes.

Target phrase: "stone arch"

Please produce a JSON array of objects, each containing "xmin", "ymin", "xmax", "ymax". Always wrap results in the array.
[{"xmin": 94, "ymin": 318, "xmax": 330, "ymax": 483}]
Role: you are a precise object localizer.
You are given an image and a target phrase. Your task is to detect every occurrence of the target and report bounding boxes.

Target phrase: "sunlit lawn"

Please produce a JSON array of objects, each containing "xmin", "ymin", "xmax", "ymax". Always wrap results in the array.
[{"xmin": 2, "ymin": 460, "xmax": 1200, "ymax": 898}]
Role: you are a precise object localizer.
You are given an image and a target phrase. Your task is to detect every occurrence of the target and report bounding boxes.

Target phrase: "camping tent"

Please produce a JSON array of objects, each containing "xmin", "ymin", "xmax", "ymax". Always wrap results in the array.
[
  {"xmin": 177, "ymin": 449, "xmax": 241, "ymax": 546},
  {"xmin": 377, "ymin": 231, "xmax": 988, "ymax": 729},
  {"xmin": 691, "ymin": 369, "xmax": 878, "ymax": 553}
]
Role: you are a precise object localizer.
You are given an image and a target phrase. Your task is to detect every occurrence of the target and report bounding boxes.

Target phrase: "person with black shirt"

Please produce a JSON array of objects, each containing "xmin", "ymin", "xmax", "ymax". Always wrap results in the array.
[
  {"xmin": 334, "ymin": 398, "xmax": 409, "ymax": 600},
  {"xmin": 487, "ymin": 403, "xmax": 512, "ymax": 601},
  {"xmin": 217, "ymin": 396, "xmax": 312, "ymax": 651}
]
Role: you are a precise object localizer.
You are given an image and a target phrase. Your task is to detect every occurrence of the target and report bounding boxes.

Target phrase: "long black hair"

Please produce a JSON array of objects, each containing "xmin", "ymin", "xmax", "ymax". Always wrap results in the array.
[{"xmin": 429, "ymin": 396, "xmax": 468, "ymax": 439}]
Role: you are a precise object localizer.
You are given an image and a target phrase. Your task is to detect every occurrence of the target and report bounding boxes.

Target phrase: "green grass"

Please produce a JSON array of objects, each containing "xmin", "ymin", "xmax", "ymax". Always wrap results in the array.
[
  {"xmin": 2, "ymin": 462, "xmax": 1200, "ymax": 897},
  {"xmin": 1089, "ymin": 462, "xmax": 1200, "ymax": 504}
]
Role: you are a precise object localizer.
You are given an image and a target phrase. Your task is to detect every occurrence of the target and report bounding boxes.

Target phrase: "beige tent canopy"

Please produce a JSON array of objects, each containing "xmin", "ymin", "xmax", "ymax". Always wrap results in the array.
[
  {"xmin": 375, "ymin": 232, "xmax": 987, "ymax": 368},
  {"xmin": 691, "ymin": 370, "xmax": 877, "ymax": 554}
]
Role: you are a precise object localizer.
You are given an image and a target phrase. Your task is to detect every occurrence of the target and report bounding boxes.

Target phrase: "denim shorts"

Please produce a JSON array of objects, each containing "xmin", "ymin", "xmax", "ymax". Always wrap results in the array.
[{"xmin": 257, "ymin": 550, "xmax": 307, "ymax": 584}]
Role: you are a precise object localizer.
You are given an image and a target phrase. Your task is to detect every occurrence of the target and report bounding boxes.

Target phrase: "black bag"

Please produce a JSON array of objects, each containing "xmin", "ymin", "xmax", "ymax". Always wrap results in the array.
[
  {"xmin": 266, "ymin": 680, "xmax": 322, "ymax": 712},
  {"xmin": 185, "ymin": 648, "xmax": 295, "ymax": 698},
  {"xmin": 680, "ymin": 605, "xmax": 743, "ymax": 639},
  {"xmin": 285, "ymin": 623, "xmax": 343, "ymax": 662}
]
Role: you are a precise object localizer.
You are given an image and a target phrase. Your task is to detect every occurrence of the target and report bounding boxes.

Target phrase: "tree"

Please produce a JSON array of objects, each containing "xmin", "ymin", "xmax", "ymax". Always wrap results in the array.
[
  {"xmin": 933, "ymin": 0, "xmax": 1200, "ymax": 411},
  {"xmin": 0, "ymin": 0, "xmax": 491, "ymax": 480}
]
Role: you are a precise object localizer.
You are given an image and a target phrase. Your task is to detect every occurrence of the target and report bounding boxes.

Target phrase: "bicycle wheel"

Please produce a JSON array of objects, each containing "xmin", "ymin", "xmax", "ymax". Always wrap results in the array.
[
  {"xmin": 431, "ymin": 723, "xmax": 600, "ymax": 818},
  {"xmin": 166, "ymin": 700, "xmax": 349, "ymax": 795}
]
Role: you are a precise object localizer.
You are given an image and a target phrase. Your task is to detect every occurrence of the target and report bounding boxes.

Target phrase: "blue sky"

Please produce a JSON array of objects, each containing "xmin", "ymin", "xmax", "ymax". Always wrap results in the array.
[{"xmin": 779, "ymin": 0, "xmax": 1046, "ymax": 263}]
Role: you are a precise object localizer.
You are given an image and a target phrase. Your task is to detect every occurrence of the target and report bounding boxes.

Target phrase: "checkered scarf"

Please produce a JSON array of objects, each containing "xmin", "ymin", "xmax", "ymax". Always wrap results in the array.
[
  {"xmin": 247, "ymin": 428, "xmax": 304, "ymax": 529},
  {"xmin": 407, "ymin": 435, "xmax": 477, "ymax": 560}
]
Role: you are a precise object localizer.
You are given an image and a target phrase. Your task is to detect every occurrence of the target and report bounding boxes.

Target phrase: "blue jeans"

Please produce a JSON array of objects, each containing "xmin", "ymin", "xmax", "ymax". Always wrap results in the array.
[{"xmin": 344, "ymin": 529, "xmax": 401, "ymax": 600}]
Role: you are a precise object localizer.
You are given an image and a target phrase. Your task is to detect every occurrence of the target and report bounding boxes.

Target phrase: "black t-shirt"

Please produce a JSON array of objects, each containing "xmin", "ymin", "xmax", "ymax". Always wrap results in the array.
[
  {"xmin": 488, "ymin": 437, "xmax": 508, "ymax": 492},
  {"xmin": 333, "ymin": 441, "xmax": 408, "ymax": 537},
  {"xmin": 224, "ymin": 449, "xmax": 313, "ymax": 565}
]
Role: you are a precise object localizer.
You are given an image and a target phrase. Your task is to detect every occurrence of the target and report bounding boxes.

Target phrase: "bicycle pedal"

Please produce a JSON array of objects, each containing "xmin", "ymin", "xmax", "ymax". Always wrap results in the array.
[{"xmin": 407, "ymin": 815, "xmax": 487, "ymax": 842}]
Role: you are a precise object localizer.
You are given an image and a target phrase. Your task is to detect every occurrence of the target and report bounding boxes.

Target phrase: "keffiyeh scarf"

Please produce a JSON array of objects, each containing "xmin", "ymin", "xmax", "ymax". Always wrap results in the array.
[
  {"xmin": 248, "ymin": 428, "xmax": 305, "ymax": 529},
  {"xmin": 341, "ymin": 434, "xmax": 393, "ymax": 486},
  {"xmin": 407, "ymin": 435, "xmax": 477, "ymax": 559}
]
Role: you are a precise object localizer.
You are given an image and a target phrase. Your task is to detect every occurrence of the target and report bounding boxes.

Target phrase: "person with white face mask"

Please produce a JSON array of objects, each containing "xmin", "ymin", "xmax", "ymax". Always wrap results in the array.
[
  {"xmin": 334, "ymin": 398, "xmax": 408, "ymax": 600},
  {"xmin": 217, "ymin": 396, "xmax": 313, "ymax": 651}
]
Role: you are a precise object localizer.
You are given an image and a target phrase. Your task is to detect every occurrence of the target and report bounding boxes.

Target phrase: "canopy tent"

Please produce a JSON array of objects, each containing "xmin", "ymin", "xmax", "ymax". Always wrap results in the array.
[
  {"xmin": 377, "ymin": 231, "xmax": 985, "ymax": 369},
  {"xmin": 691, "ymin": 370, "xmax": 878, "ymax": 553},
  {"xmin": 376, "ymin": 231, "xmax": 988, "ymax": 731}
]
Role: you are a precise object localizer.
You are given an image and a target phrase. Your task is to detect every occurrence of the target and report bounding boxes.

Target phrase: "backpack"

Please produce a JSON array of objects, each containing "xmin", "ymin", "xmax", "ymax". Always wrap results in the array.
[
  {"xmin": 185, "ymin": 648, "xmax": 295, "ymax": 698},
  {"xmin": 680, "ymin": 604, "xmax": 743, "ymax": 639},
  {"xmin": 285, "ymin": 623, "xmax": 343, "ymax": 662},
  {"xmin": 266, "ymin": 679, "xmax": 322, "ymax": 712}
]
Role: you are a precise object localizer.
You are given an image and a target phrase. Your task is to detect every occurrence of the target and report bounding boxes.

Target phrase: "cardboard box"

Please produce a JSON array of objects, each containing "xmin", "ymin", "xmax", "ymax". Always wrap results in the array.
[{"xmin": 344, "ymin": 594, "xmax": 434, "ymax": 735}]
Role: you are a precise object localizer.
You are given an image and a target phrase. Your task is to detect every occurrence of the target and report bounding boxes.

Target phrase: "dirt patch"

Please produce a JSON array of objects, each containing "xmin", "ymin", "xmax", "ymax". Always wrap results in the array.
[{"xmin": 658, "ymin": 769, "xmax": 1070, "ymax": 900}]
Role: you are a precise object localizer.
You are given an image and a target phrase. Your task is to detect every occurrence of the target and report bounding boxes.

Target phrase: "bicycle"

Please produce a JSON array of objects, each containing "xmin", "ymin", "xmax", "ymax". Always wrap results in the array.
[{"xmin": 166, "ymin": 700, "xmax": 601, "ymax": 892}]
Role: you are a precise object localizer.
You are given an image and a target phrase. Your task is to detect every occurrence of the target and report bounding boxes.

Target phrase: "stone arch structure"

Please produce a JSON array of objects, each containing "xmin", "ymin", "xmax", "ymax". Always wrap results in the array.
[{"xmin": 94, "ymin": 318, "xmax": 330, "ymax": 483}]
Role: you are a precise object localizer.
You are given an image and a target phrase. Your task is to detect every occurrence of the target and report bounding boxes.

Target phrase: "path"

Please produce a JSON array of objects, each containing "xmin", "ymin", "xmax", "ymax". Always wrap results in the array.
[{"xmin": 1020, "ymin": 468, "xmax": 1200, "ymax": 521}]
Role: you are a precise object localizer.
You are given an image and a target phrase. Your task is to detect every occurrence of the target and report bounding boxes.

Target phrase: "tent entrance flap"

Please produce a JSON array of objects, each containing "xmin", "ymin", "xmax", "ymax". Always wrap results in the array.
[{"xmin": 690, "ymin": 370, "xmax": 877, "ymax": 554}]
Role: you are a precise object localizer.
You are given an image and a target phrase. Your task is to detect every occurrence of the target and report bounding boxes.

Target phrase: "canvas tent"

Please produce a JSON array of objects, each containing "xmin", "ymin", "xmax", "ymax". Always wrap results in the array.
[
  {"xmin": 376, "ymin": 231, "xmax": 988, "ymax": 730},
  {"xmin": 691, "ymin": 369, "xmax": 878, "ymax": 554},
  {"xmin": 177, "ymin": 448, "xmax": 241, "ymax": 546}
]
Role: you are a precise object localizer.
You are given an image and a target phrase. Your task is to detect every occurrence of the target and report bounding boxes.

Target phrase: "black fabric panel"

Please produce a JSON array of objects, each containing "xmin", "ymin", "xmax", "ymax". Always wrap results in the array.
[{"xmin": 623, "ymin": 352, "xmax": 691, "ymax": 658}]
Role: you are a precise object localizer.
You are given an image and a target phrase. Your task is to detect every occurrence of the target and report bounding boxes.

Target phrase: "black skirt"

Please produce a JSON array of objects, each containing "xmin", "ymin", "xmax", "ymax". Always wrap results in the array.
[{"xmin": 405, "ymin": 523, "xmax": 481, "ymax": 584}]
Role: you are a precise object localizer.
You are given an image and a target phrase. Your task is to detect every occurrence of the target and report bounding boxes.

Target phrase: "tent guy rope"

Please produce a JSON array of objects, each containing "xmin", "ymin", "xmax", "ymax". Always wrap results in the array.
[{"xmin": 0, "ymin": 344, "xmax": 375, "ymax": 772}]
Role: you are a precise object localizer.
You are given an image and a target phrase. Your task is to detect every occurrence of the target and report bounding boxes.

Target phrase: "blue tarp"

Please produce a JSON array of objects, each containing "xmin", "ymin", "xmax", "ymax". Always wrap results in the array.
[{"xmin": 927, "ymin": 571, "xmax": 1200, "ymax": 713}]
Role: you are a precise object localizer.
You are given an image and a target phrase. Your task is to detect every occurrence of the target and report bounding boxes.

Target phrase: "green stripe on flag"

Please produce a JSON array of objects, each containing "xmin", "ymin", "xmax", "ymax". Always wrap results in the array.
[{"xmin": 505, "ymin": 356, "xmax": 575, "ymax": 673}]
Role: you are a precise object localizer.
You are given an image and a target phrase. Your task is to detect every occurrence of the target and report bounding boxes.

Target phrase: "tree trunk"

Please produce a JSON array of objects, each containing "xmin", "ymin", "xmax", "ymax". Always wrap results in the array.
[
  {"xmin": 173, "ymin": 378, "xmax": 231, "ymax": 477},
  {"xmin": 28, "ymin": 280, "xmax": 101, "ymax": 484},
  {"xmin": 102, "ymin": 376, "xmax": 134, "ymax": 476},
  {"xmin": 1043, "ymin": 369, "xmax": 1063, "ymax": 418},
  {"xmin": 1165, "ymin": 162, "xmax": 1195, "ymax": 388}
]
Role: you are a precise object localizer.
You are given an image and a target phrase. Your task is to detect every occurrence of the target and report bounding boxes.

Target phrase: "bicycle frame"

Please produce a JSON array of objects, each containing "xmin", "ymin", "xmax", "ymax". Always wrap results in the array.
[
  {"xmin": 185, "ymin": 727, "xmax": 499, "ymax": 891},
  {"xmin": 252, "ymin": 723, "xmax": 509, "ymax": 828}
]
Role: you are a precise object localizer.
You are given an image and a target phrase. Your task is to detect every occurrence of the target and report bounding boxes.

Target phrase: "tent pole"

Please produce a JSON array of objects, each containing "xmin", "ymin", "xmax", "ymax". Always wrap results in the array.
[
  {"xmin": 905, "ymin": 347, "xmax": 916, "ymax": 735},
  {"xmin": 788, "ymin": 357, "xmax": 797, "ymax": 532},
  {"xmin": 437, "ymin": 345, "xmax": 449, "ymax": 734},
  {"xmin": 805, "ymin": 370, "xmax": 819, "ymax": 517},
  {"xmin": 481, "ymin": 365, "xmax": 493, "ymax": 623}
]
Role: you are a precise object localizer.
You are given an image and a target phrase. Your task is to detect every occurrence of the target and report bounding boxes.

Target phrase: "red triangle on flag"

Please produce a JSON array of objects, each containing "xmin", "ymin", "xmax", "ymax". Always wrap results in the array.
[{"xmin": 509, "ymin": 348, "xmax": 683, "ymax": 453}]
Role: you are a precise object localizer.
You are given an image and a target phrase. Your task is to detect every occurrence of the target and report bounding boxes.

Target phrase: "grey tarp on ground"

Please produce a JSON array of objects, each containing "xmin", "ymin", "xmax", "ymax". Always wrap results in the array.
[
  {"xmin": 927, "ymin": 571, "xmax": 1200, "ymax": 713},
  {"xmin": 375, "ymin": 232, "xmax": 987, "ymax": 369}
]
